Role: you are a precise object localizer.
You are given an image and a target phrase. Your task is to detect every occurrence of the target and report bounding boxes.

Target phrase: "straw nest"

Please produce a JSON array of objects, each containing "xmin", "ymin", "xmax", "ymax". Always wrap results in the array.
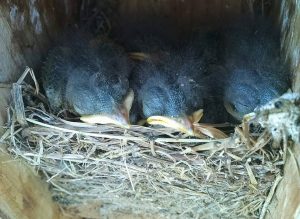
[{"xmin": 1, "ymin": 68, "xmax": 285, "ymax": 219}]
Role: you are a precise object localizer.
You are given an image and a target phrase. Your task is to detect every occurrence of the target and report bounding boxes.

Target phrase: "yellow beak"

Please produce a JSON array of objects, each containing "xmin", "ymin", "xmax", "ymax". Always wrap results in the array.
[
  {"xmin": 129, "ymin": 52, "xmax": 150, "ymax": 61},
  {"xmin": 80, "ymin": 114, "xmax": 131, "ymax": 129},
  {"xmin": 147, "ymin": 116, "xmax": 194, "ymax": 136}
]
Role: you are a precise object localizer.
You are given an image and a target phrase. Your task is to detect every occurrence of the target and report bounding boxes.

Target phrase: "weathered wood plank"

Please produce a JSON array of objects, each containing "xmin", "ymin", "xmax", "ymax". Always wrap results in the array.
[{"xmin": 0, "ymin": 151, "xmax": 72, "ymax": 219}]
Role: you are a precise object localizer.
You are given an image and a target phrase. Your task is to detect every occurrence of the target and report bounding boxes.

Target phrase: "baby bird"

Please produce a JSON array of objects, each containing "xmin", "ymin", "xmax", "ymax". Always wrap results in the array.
[
  {"xmin": 130, "ymin": 38, "xmax": 208, "ymax": 135},
  {"xmin": 222, "ymin": 19, "xmax": 289, "ymax": 120},
  {"xmin": 42, "ymin": 36, "xmax": 133, "ymax": 128}
]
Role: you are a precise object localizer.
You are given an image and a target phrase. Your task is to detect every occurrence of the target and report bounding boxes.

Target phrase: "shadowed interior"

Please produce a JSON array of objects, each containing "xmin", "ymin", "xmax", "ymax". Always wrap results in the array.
[{"xmin": 0, "ymin": 0, "xmax": 299, "ymax": 219}]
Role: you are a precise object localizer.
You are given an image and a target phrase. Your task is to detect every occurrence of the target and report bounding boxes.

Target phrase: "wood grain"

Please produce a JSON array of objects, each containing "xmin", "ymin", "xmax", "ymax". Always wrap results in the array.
[{"xmin": 0, "ymin": 151, "xmax": 73, "ymax": 219}]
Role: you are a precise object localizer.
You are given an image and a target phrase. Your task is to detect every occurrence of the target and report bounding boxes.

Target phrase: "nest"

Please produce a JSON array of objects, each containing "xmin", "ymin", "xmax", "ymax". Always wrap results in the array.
[{"xmin": 1, "ymin": 68, "xmax": 285, "ymax": 219}]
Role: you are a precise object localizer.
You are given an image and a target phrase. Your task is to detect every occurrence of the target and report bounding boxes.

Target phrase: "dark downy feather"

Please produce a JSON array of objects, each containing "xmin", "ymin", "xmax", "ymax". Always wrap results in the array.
[
  {"xmin": 221, "ymin": 18, "xmax": 289, "ymax": 120},
  {"xmin": 130, "ymin": 37, "xmax": 209, "ymax": 123},
  {"xmin": 42, "ymin": 33, "xmax": 131, "ymax": 117}
]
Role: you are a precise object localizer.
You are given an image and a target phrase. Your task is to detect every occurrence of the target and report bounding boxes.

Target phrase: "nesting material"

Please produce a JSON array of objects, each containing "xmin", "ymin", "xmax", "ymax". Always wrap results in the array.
[
  {"xmin": 2, "ymin": 68, "xmax": 286, "ymax": 218},
  {"xmin": 249, "ymin": 92, "xmax": 300, "ymax": 146}
]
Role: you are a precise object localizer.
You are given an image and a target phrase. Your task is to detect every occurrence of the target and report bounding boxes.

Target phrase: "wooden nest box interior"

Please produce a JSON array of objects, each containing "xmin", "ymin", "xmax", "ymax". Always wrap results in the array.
[{"xmin": 0, "ymin": 0, "xmax": 299, "ymax": 218}]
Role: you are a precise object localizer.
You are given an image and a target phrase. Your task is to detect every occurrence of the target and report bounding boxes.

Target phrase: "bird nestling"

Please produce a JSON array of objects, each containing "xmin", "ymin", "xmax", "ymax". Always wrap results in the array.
[
  {"xmin": 130, "ymin": 37, "xmax": 209, "ymax": 136},
  {"xmin": 221, "ymin": 18, "xmax": 289, "ymax": 121},
  {"xmin": 42, "ymin": 34, "xmax": 133, "ymax": 128}
]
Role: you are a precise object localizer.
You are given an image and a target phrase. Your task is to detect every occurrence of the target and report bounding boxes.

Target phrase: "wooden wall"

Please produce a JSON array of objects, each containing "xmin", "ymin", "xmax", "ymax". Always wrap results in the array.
[
  {"xmin": 114, "ymin": 0, "xmax": 245, "ymax": 41},
  {"xmin": 0, "ymin": 1, "xmax": 78, "ymax": 218},
  {"xmin": 0, "ymin": 151, "xmax": 74, "ymax": 219},
  {"xmin": 265, "ymin": 1, "xmax": 300, "ymax": 218},
  {"xmin": 0, "ymin": 0, "xmax": 299, "ymax": 218},
  {"xmin": 280, "ymin": 0, "xmax": 300, "ymax": 92}
]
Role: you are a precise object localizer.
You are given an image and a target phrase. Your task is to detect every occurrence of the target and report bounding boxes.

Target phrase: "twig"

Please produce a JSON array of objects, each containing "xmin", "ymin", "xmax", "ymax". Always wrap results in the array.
[{"xmin": 259, "ymin": 175, "xmax": 282, "ymax": 219}]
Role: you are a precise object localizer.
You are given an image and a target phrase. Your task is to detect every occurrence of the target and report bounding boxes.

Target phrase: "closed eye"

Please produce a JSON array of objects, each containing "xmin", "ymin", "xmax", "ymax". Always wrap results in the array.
[{"xmin": 236, "ymin": 101, "xmax": 248, "ymax": 108}]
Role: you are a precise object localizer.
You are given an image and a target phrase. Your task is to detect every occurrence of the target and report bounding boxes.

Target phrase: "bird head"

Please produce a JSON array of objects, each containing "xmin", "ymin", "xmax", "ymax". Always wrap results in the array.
[
  {"xmin": 224, "ymin": 69, "xmax": 282, "ymax": 121},
  {"xmin": 223, "ymin": 100, "xmax": 248, "ymax": 121},
  {"xmin": 80, "ymin": 89, "xmax": 134, "ymax": 128},
  {"xmin": 147, "ymin": 109, "xmax": 203, "ymax": 136}
]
